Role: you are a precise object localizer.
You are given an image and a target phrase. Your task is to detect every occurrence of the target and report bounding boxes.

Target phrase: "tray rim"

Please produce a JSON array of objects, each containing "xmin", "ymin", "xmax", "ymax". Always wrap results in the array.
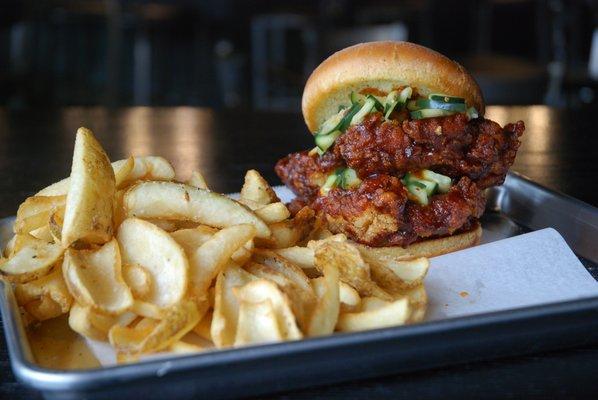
[
  {"xmin": 1, "ymin": 170, "xmax": 598, "ymax": 394},
  {"xmin": 4, "ymin": 280, "xmax": 598, "ymax": 393}
]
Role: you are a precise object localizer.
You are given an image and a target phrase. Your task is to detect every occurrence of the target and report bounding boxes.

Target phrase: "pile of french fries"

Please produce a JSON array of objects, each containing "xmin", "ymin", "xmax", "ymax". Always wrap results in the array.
[{"xmin": 0, "ymin": 127, "xmax": 429, "ymax": 362}]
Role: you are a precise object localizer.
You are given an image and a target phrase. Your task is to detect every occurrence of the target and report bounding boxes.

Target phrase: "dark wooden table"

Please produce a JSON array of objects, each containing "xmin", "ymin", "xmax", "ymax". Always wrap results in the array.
[{"xmin": 0, "ymin": 106, "xmax": 597, "ymax": 399}]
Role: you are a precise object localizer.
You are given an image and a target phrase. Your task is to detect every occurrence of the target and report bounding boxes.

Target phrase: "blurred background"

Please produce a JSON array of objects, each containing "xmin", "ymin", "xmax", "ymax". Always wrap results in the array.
[{"xmin": 0, "ymin": 0, "xmax": 596, "ymax": 110}]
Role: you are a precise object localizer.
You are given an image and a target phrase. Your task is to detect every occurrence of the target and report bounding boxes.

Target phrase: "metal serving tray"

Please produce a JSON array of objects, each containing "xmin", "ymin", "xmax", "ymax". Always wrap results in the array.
[{"xmin": 2, "ymin": 171, "xmax": 598, "ymax": 400}]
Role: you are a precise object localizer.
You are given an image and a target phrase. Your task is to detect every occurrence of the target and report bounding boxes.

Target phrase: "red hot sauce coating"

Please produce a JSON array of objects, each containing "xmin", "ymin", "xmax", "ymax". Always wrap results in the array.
[{"xmin": 275, "ymin": 112, "xmax": 524, "ymax": 247}]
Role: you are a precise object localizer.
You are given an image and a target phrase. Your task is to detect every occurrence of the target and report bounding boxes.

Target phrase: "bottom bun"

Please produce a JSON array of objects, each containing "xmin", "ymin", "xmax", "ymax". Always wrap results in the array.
[{"xmin": 353, "ymin": 223, "xmax": 482, "ymax": 260}]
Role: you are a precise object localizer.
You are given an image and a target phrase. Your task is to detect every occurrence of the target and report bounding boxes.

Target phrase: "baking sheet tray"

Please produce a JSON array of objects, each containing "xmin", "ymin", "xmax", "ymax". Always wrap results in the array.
[{"xmin": 2, "ymin": 171, "xmax": 598, "ymax": 400}]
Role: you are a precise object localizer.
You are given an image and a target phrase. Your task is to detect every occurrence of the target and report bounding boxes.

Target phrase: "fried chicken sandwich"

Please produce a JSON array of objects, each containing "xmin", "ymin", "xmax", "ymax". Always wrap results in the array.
[{"xmin": 276, "ymin": 41, "xmax": 525, "ymax": 257}]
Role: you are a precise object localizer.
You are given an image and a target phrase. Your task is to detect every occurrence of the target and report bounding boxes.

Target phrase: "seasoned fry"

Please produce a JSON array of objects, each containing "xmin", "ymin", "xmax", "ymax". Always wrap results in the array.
[
  {"xmin": 117, "ymin": 218, "xmax": 188, "ymax": 308},
  {"xmin": 187, "ymin": 170, "xmax": 209, "ymax": 190},
  {"xmin": 62, "ymin": 127, "xmax": 115, "ymax": 247},
  {"xmin": 124, "ymin": 181, "xmax": 271, "ymax": 238},
  {"xmin": 211, "ymin": 264, "xmax": 257, "ymax": 347},
  {"xmin": 254, "ymin": 202, "xmax": 291, "ymax": 224},
  {"xmin": 15, "ymin": 195, "xmax": 66, "ymax": 235},
  {"xmin": 0, "ymin": 237, "xmax": 63, "ymax": 283},
  {"xmin": 312, "ymin": 241, "xmax": 392, "ymax": 301},
  {"xmin": 234, "ymin": 279, "xmax": 302, "ymax": 341},
  {"xmin": 63, "ymin": 239, "xmax": 133, "ymax": 314},
  {"xmin": 189, "ymin": 224, "xmax": 256, "ymax": 299},
  {"xmin": 336, "ymin": 297, "xmax": 410, "ymax": 332},
  {"xmin": 240, "ymin": 169, "xmax": 279, "ymax": 206}
]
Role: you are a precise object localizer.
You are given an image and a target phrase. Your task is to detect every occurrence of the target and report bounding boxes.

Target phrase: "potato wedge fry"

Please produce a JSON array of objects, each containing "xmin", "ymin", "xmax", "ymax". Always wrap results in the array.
[
  {"xmin": 193, "ymin": 310, "xmax": 213, "ymax": 341},
  {"xmin": 363, "ymin": 253, "xmax": 429, "ymax": 292},
  {"xmin": 405, "ymin": 284, "xmax": 428, "ymax": 323},
  {"xmin": 90, "ymin": 311, "xmax": 136, "ymax": 333},
  {"xmin": 112, "ymin": 157, "xmax": 135, "ymax": 188},
  {"xmin": 14, "ymin": 267, "xmax": 72, "ymax": 314},
  {"xmin": 244, "ymin": 262, "xmax": 315, "ymax": 330},
  {"xmin": 62, "ymin": 127, "xmax": 115, "ymax": 247},
  {"xmin": 12, "ymin": 233, "xmax": 41, "ymax": 254},
  {"xmin": 122, "ymin": 263, "xmax": 152, "ymax": 300},
  {"xmin": 131, "ymin": 300, "xmax": 164, "ymax": 319},
  {"xmin": 127, "ymin": 156, "xmax": 176, "ymax": 183},
  {"xmin": 312, "ymin": 241, "xmax": 392, "ymax": 301},
  {"xmin": 189, "ymin": 224, "xmax": 256, "ymax": 299},
  {"xmin": 251, "ymin": 249, "xmax": 313, "ymax": 295},
  {"xmin": 253, "ymin": 202, "xmax": 290, "ymax": 224},
  {"xmin": 25, "ymin": 296, "xmax": 64, "ymax": 321},
  {"xmin": 124, "ymin": 181, "xmax": 270, "ymax": 238},
  {"xmin": 113, "ymin": 189, "xmax": 126, "ymax": 229},
  {"xmin": 211, "ymin": 264, "xmax": 256, "ymax": 347},
  {"xmin": 234, "ymin": 300, "xmax": 284, "ymax": 346},
  {"xmin": 69, "ymin": 303, "xmax": 111, "ymax": 341},
  {"xmin": 3, "ymin": 235, "xmax": 16, "ymax": 258},
  {"xmin": 117, "ymin": 218, "xmax": 188, "ymax": 308},
  {"xmin": 0, "ymin": 237, "xmax": 63, "ymax": 283},
  {"xmin": 255, "ymin": 207, "xmax": 314, "ymax": 248},
  {"xmin": 187, "ymin": 170, "xmax": 208, "ymax": 190},
  {"xmin": 339, "ymin": 282, "xmax": 361, "ymax": 313},
  {"xmin": 170, "ymin": 226, "xmax": 218, "ymax": 252},
  {"xmin": 336, "ymin": 297, "xmax": 410, "ymax": 332},
  {"xmin": 48, "ymin": 209, "xmax": 64, "ymax": 243},
  {"xmin": 36, "ymin": 178, "xmax": 71, "ymax": 197},
  {"xmin": 172, "ymin": 225, "xmax": 253, "ymax": 269},
  {"xmin": 360, "ymin": 296, "xmax": 390, "ymax": 311},
  {"xmin": 29, "ymin": 225, "xmax": 54, "ymax": 242},
  {"xmin": 144, "ymin": 219, "xmax": 177, "ymax": 232},
  {"xmin": 391, "ymin": 284, "xmax": 428, "ymax": 323},
  {"xmin": 15, "ymin": 195, "xmax": 66, "ymax": 234},
  {"xmin": 170, "ymin": 340, "xmax": 205, "ymax": 354},
  {"xmin": 240, "ymin": 169, "xmax": 279, "ymax": 206},
  {"xmin": 36, "ymin": 156, "xmax": 175, "ymax": 197},
  {"xmin": 63, "ymin": 239, "xmax": 133, "ymax": 314},
  {"xmin": 307, "ymin": 250, "xmax": 340, "ymax": 336},
  {"xmin": 234, "ymin": 279, "xmax": 302, "ymax": 340},
  {"xmin": 109, "ymin": 300, "xmax": 201, "ymax": 355},
  {"xmin": 274, "ymin": 246, "xmax": 318, "ymax": 277}
]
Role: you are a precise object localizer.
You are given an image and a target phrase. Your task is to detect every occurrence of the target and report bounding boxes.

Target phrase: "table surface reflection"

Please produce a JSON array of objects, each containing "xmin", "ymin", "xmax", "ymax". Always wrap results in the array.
[{"xmin": 0, "ymin": 106, "xmax": 597, "ymax": 399}]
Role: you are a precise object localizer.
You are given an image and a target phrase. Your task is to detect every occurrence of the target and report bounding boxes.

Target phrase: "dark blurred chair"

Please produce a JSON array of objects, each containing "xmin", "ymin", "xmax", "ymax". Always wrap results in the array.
[
  {"xmin": 251, "ymin": 14, "xmax": 317, "ymax": 111},
  {"xmin": 250, "ymin": 16, "xmax": 408, "ymax": 111},
  {"xmin": 459, "ymin": 0, "xmax": 548, "ymax": 105},
  {"xmin": 320, "ymin": 22, "xmax": 408, "ymax": 58}
]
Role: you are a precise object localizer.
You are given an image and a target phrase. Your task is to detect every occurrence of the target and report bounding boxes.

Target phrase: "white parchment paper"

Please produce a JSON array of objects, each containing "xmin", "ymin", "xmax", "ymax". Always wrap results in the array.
[{"xmin": 86, "ymin": 187, "xmax": 598, "ymax": 366}]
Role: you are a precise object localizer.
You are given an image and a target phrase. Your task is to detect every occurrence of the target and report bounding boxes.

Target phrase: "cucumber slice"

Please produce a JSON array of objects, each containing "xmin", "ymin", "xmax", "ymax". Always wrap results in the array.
[
  {"xmin": 421, "ymin": 169, "xmax": 452, "ymax": 193},
  {"xmin": 406, "ymin": 184, "xmax": 429, "ymax": 206},
  {"xmin": 320, "ymin": 172, "xmax": 340, "ymax": 195},
  {"xmin": 407, "ymin": 100, "xmax": 419, "ymax": 111},
  {"xmin": 384, "ymin": 90, "xmax": 400, "ymax": 118},
  {"xmin": 414, "ymin": 99, "xmax": 466, "ymax": 113},
  {"xmin": 410, "ymin": 109, "xmax": 454, "ymax": 119},
  {"xmin": 350, "ymin": 91, "xmax": 361, "ymax": 105},
  {"xmin": 339, "ymin": 168, "xmax": 361, "ymax": 189},
  {"xmin": 398, "ymin": 86, "xmax": 412, "ymax": 103},
  {"xmin": 384, "ymin": 87, "xmax": 413, "ymax": 119},
  {"xmin": 367, "ymin": 95, "xmax": 384, "ymax": 112},
  {"xmin": 428, "ymin": 94, "xmax": 465, "ymax": 104},
  {"xmin": 315, "ymin": 130, "xmax": 342, "ymax": 152},
  {"xmin": 402, "ymin": 173, "xmax": 437, "ymax": 195},
  {"xmin": 466, "ymin": 107, "xmax": 479, "ymax": 119},
  {"xmin": 350, "ymin": 97, "xmax": 377, "ymax": 126},
  {"xmin": 416, "ymin": 179, "xmax": 438, "ymax": 195},
  {"xmin": 317, "ymin": 109, "xmax": 345, "ymax": 136}
]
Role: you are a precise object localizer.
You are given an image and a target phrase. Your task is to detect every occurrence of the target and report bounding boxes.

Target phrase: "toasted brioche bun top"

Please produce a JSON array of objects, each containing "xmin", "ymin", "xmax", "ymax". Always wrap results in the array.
[{"xmin": 302, "ymin": 41, "xmax": 485, "ymax": 133}]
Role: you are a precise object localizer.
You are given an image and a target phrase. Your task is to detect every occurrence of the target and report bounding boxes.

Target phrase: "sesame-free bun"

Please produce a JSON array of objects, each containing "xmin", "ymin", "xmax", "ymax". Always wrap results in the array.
[
  {"xmin": 302, "ymin": 41, "xmax": 485, "ymax": 133},
  {"xmin": 353, "ymin": 222, "xmax": 483, "ymax": 260}
]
